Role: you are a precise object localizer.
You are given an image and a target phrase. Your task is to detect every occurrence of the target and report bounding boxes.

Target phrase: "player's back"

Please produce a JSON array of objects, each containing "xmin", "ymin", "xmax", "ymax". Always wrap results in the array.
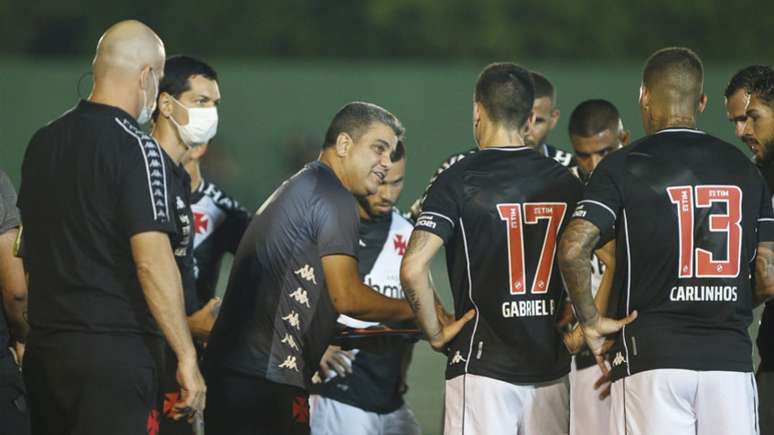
[
  {"xmin": 580, "ymin": 129, "xmax": 769, "ymax": 380},
  {"xmin": 417, "ymin": 146, "xmax": 582, "ymax": 384}
]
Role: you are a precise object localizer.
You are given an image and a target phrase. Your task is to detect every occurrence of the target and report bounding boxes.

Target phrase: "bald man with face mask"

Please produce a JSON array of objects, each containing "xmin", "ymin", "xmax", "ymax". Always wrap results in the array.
[{"xmin": 18, "ymin": 20, "xmax": 205, "ymax": 435}]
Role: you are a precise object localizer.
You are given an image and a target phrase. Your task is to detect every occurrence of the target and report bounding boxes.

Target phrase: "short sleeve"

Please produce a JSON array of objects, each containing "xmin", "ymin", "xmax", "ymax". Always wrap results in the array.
[
  {"xmin": 225, "ymin": 204, "xmax": 251, "ymax": 254},
  {"xmin": 118, "ymin": 135, "xmax": 177, "ymax": 237},
  {"xmin": 414, "ymin": 168, "xmax": 460, "ymax": 243},
  {"xmin": 758, "ymin": 176, "xmax": 774, "ymax": 242},
  {"xmin": 0, "ymin": 171, "xmax": 21, "ymax": 234},
  {"xmin": 317, "ymin": 188, "xmax": 359, "ymax": 258},
  {"xmin": 571, "ymin": 152, "xmax": 624, "ymax": 235}
]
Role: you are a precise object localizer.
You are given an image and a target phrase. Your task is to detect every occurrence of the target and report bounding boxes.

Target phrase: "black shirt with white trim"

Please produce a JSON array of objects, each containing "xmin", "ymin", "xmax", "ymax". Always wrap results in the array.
[
  {"xmin": 18, "ymin": 100, "xmax": 178, "ymax": 361},
  {"xmin": 190, "ymin": 179, "xmax": 250, "ymax": 305},
  {"xmin": 204, "ymin": 161, "xmax": 359, "ymax": 390},
  {"xmin": 756, "ymin": 162, "xmax": 774, "ymax": 372},
  {"xmin": 541, "ymin": 143, "xmax": 577, "ymax": 168},
  {"xmin": 415, "ymin": 146, "xmax": 582, "ymax": 384},
  {"xmin": 573, "ymin": 128, "xmax": 774, "ymax": 381}
]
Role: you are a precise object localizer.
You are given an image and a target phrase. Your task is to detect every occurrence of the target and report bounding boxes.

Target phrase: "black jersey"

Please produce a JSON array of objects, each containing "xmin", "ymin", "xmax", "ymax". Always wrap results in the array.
[
  {"xmin": 573, "ymin": 128, "xmax": 774, "ymax": 381},
  {"xmin": 316, "ymin": 209, "xmax": 415, "ymax": 413},
  {"xmin": 757, "ymin": 162, "xmax": 774, "ymax": 372},
  {"xmin": 541, "ymin": 143, "xmax": 577, "ymax": 168},
  {"xmin": 0, "ymin": 170, "xmax": 21, "ymax": 349},
  {"xmin": 408, "ymin": 148, "xmax": 478, "ymax": 221},
  {"xmin": 190, "ymin": 179, "xmax": 250, "ymax": 305},
  {"xmin": 415, "ymin": 146, "xmax": 582, "ymax": 384},
  {"xmin": 203, "ymin": 161, "xmax": 359, "ymax": 390}
]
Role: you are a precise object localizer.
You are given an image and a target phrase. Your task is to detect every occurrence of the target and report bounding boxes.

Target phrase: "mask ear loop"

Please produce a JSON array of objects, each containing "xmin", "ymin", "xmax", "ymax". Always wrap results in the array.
[{"xmin": 77, "ymin": 71, "xmax": 94, "ymax": 99}]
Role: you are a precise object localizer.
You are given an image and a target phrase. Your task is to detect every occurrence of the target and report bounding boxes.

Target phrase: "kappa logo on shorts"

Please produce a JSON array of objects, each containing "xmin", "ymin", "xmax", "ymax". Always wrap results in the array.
[
  {"xmin": 291, "ymin": 396, "xmax": 309, "ymax": 423},
  {"xmin": 612, "ymin": 351, "xmax": 626, "ymax": 367},
  {"xmin": 450, "ymin": 350, "xmax": 467, "ymax": 365}
]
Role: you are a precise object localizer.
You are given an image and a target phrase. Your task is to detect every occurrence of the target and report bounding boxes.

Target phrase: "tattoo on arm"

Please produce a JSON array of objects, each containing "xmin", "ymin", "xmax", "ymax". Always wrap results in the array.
[
  {"xmin": 401, "ymin": 231, "xmax": 443, "ymax": 337},
  {"xmin": 558, "ymin": 219, "xmax": 601, "ymax": 325}
]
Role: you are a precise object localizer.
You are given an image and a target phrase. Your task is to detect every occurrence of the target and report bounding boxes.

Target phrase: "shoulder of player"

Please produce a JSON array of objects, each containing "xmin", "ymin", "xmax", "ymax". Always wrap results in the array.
[
  {"xmin": 198, "ymin": 179, "xmax": 246, "ymax": 212},
  {"xmin": 391, "ymin": 208, "xmax": 415, "ymax": 229},
  {"xmin": 543, "ymin": 143, "xmax": 577, "ymax": 167}
]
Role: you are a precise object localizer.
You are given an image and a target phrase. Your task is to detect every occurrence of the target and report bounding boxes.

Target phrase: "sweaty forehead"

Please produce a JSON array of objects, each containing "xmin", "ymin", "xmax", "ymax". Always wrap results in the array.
[
  {"xmin": 358, "ymin": 122, "xmax": 398, "ymax": 146},
  {"xmin": 180, "ymin": 75, "xmax": 221, "ymax": 100},
  {"xmin": 532, "ymin": 97, "xmax": 554, "ymax": 115}
]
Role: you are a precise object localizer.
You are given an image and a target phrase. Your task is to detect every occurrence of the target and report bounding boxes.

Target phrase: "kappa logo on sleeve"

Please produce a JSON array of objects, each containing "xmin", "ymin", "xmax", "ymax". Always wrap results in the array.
[{"xmin": 116, "ymin": 118, "xmax": 169, "ymax": 222}]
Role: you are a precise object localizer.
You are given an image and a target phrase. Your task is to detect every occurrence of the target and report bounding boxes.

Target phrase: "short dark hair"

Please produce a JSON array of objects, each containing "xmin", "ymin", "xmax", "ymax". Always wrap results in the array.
[
  {"xmin": 530, "ymin": 71, "xmax": 556, "ymax": 103},
  {"xmin": 474, "ymin": 63, "xmax": 535, "ymax": 130},
  {"xmin": 568, "ymin": 99, "xmax": 621, "ymax": 137},
  {"xmin": 642, "ymin": 47, "xmax": 704, "ymax": 106},
  {"xmin": 391, "ymin": 140, "xmax": 406, "ymax": 162},
  {"xmin": 322, "ymin": 102, "xmax": 404, "ymax": 149},
  {"xmin": 152, "ymin": 55, "xmax": 218, "ymax": 121},
  {"xmin": 749, "ymin": 68, "xmax": 774, "ymax": 107},
  {"xmin": 725, "ymin": 65, "xmax": 772, "ymax": 99}
]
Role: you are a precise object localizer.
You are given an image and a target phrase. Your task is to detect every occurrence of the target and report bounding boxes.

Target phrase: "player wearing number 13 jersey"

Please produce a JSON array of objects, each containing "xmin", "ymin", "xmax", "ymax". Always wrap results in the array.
[
  {"xmin": 560, "ymin": 48, "xmax": 774, "ymax": 435},
  {"xmin": 403, "ymin": 63, "xmax": 581, "ymax": 435}
]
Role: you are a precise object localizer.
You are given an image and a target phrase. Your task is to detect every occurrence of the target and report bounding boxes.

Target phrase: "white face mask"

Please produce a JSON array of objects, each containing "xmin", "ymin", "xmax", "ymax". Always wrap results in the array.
[
  {"xmin": 169, "ymin": 97, "xmax": 219, "ymax": 147},
  {"xmin": 137, "ymin": 69, "xmax": 158, "ymax": 125}
]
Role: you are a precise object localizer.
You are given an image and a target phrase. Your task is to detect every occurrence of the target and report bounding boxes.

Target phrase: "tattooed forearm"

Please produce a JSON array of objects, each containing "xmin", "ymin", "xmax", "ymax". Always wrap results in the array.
[
  {"xmin": 754, "ymin": 241, "xmax": 774, "ymax": 306},
  {"xmin": 400, "ymin": 231, "xmax": 444, "ymax": 338},
  {"xmin": 558, "ymin": 219, "xmax": 601, "ymax": 325}
]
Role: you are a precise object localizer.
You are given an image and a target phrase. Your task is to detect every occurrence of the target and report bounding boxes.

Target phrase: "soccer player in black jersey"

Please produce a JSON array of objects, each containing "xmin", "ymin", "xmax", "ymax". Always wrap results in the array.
[
  {"xmin": 559, "ymin": 47, "xmax": 774, "ymax": 435},
  {"xmin": 151, "ymin": 55, "xmax": 223, "ymax": 434},
  {"xmin": 724, "ymin": 65, "xmax": 772, "ymax": 159},
  {"xmin": 525, "ymin": 71, "xmax": 576, "ymax": 167},
  {"xmin": 401, "ymin": 62, "xmax": 581, "ymax": 435},
  {"xmin": 742, "ymin": 69, "xmax": 774, "ymax": 435},
  {"xmin": 309, "ymin": 141, "xmax": 421, "ymax": 435},
  {"xmin": 565, "ymin": 99, "xmax": 628, "ymax": 435}
]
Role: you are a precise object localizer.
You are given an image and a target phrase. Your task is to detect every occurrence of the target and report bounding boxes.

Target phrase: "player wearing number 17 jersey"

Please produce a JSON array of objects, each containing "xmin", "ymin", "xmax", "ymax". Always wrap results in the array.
[
  {"xmin": 559, "ymin": 47, "xmax": 774, "ymax": 435},
  {"xmin": 401, "ymin": 63, "xmax": 582, "ymax": 435}
]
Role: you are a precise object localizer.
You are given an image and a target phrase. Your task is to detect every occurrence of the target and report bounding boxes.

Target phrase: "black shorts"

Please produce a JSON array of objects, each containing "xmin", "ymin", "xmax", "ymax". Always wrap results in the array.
[
  {"xmin": 204, "ymin": 368, "xmax": 310, "ymax": 435},
  {"xmin": 23, "ymin": 332, "xmax": 163, "ymax": 435},
  {"xmin": 0, "ymin": 348, "xmax": 29, "ymax": 435}
]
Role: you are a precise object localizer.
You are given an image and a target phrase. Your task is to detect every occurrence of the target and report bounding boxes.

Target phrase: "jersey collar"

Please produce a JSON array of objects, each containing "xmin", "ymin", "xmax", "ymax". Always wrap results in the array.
[{"xmin": 655, "ymin": 128, "xmax": 706, "ymax": 135}]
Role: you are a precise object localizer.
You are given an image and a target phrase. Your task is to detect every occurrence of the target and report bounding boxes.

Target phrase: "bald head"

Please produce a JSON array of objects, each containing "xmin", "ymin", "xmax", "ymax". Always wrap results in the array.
[
  {"xmin": 642, "ymin": 47, "xmax": 704, "ymax": 112},
  {"xmin": 93, "ymin": 20, "xmax": 165, "ymax": 80}
]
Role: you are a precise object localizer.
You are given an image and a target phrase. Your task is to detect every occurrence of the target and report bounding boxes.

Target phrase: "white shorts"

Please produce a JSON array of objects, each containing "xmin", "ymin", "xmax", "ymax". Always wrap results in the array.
[
  {"xmin": 569, "ymin": 358, "xmax": 610, "ymax": 435},
  {"xmin": 444, "ymin": 373, "xmax": 569, "ymax": 435},
  {"xmin": 610, "ymin": 369, "xmax": 759, "ymax": 435},
  {"xmin": 308, "ymin": 395, "xmax": 421, "ymax": 435}
]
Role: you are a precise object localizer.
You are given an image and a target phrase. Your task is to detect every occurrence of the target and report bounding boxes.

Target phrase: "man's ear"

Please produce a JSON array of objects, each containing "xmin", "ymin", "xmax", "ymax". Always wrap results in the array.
[
  {"xmin": 549, "ymin": 107, "xmax": 560, "ymax": 129},
  {"xmin": 620, "ymin": 129, "xmax": 631, "ymax": 146},
  {"xmin": 335, "ymin": 132, "xmax": 353, "ymax": 157},
  {"xmin": 639, "ymin": 84, "xmax": 649, "ymax": 111},
  {"xmin": 521, "ymin": 111, "xmax": 537, "ymax": 137},
  {"xmin": 158, "ymin": 92, "xmax": 174, "ymax": 119},
  {"xmin": 697, "ymin": 94, "xmax": 708, "ymax": 114},
  {"xmin": 473, "ymin": 101, "xmax": 482, "ymax": 129}
]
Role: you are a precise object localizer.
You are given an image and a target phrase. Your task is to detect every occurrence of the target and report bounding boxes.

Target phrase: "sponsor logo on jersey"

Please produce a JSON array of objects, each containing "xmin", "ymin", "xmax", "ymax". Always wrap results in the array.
[
  {"xmin": 289, "ymin": 287, "xmax": 311, "ymax": 308},
  {"xmin": 281, "ymin": 333, "xmax": 299, "ymax": 351},
  {"xmin": 295, "ymin": 265, "xmax": 317, "ymax": 285},
  {"xmin": 282, "ymin": 311, "xmax": 301, "ymax": 330},
  {"xmin": 416, "ymin": 217, "xmax": 436, "ymax": 229},
  {"xmin": 278, "ymin": 355, "xmax": 300, "ymax": 372},
  {"xmin": 450, "ymin": 350, "xmax": 467, "ymax": 365}
]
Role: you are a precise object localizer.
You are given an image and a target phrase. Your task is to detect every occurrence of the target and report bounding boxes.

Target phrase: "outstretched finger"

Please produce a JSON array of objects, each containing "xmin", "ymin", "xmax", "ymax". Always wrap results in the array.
[
  {"xmin": 594, "ymin": 353, "xmax": 609, "ymax": 379},
  {"xmin": 616, "ymin": 310, "xmax": 638, "ymax": 327}
]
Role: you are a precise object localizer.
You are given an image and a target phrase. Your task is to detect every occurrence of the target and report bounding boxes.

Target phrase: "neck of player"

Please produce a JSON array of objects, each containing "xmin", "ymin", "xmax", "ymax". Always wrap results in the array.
[
  {"xmin": 152, "ymin": 119, "xmax": 190, "ymax": 166},
  {"xmin": 185, "ymin": 159, "xmax": 203, "ymax": 192},
  {"xmin": 477, "ymin": 126, "xmax": 526, "ymax": 149},
  {"xmin": 646, "ymin": 110, "xmax": 698, "ymax": 135}
]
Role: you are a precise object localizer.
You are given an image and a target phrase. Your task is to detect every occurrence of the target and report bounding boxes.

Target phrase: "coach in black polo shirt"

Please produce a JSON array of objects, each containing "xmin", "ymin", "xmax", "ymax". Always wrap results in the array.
[{"xmin": 18, "ymin": 20, "xmax": 205, "ymax": 435}]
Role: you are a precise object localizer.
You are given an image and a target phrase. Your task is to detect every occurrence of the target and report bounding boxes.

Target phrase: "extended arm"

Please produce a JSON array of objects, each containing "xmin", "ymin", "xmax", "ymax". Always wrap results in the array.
[
  {"xmin": 0, "ymin": 228, "xmax": 28, "ymax": 343},
  {"xmin": 400, "ymin": 230, "xmax": 475, "ymax": 351},
  {"xmin": 131, "ymin": 231, "xmax": 205, "ymax": 419},
  {"xmin": 322, "ymin": 254, "xmax": 414, "ymax": 322}
]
